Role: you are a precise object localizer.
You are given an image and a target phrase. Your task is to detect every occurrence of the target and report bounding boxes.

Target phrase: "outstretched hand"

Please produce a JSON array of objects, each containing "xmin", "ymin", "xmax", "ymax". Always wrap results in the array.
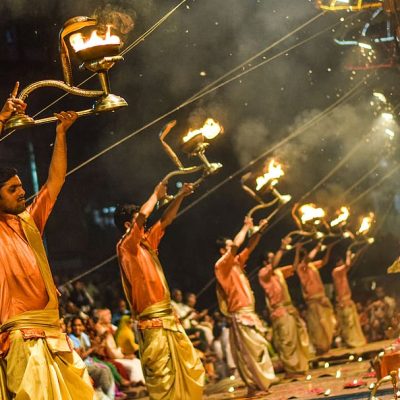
[
  {"xmin": 0, "ymin": 82, "xmax": 27, "ymax": 123},
  {"xmin": 281, "ymin": 235, "xmax": 292, "ymax": 247},
  {"xmin": 244, "ymin": 216, "xmax": 254, "ymax": 229},
  {"xmin": 55, "ymin": 111, "xmax": 78, "ymax": 133},
  {"xmin": 178, "ymin": 183, "xmax": 194, "ymax": 197},
  {"xmin": 155, "ymin": 181, "xmax": 168, "ymax": 200}
]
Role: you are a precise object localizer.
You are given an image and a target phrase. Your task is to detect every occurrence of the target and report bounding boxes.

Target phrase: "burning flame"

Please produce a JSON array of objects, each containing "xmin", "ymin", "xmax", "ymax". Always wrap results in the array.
[
  {"xmin": 182, "ymin": 118, "xmax": 223, "ymax": 143},
  {"xmin": 70, "ymin": 25, "xmax": 120, "ymax": 52},
  {"xmin": 255, "ymin": 159, "xmax": 284, "ymax": 191},
  {"xmin": 357, "ymin": 212, "xmax": 374, "ymax": 235},
  {"xmin": 299, "ymin": 203, "xmax": 325, "ymax": 224},
  {"xmin": 330, "ymin": 206, "xmax": 350, "ymax": 227}
]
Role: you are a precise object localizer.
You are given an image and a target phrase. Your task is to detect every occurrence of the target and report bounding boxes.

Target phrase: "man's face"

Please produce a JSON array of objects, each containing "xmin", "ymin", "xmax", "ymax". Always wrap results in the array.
[
  {"xmin": 172, "ymin": 290, "xmax": 183, "ymax": 303},
  {"xmin": 187, "ymin": 294, "xmax": 196, "ymax": 307},
  {"xmin": 0, "ymin": 175, "xmax": 26, "ymax": 215},
  {"xmin": 119, "ymin": 299, "xmax": 127, "ymax": 311}
]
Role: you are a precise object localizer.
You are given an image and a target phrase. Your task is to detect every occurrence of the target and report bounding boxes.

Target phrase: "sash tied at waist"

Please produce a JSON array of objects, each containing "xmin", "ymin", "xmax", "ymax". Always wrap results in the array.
[
  {"xmin": 0, "ymin": 308, "xmax": 71, "ymax": 358},
  {"xmin": 230, "ymin": 306, "xmax": 266, "ymax": 333},
  {"xmin": 305, "ymin": 293, "xmax": 332, "ymax": 307},
  {"xmin": 138, "ymin": 300, "xmax": 180, "ymax": 332},
  {"xmin": 269, "ymin": 301, "xmax": 293, "ymax": 320}
]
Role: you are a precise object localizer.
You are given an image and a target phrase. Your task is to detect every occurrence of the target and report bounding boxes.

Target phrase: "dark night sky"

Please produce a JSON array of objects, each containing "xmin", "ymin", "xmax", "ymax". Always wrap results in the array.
[{"xmin": 1, "ymin": 0, "xmax": 399, "ymax": 309}]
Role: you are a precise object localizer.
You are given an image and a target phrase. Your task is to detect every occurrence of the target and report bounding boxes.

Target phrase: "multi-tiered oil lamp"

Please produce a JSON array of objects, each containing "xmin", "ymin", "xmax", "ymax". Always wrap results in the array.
[{"xmin": 5, "ymin": 16, "xmax": 127, "ymax": 132}]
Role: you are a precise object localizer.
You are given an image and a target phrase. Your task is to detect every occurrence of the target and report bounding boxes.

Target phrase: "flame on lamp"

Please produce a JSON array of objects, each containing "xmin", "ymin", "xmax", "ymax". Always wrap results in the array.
[
  {"xmin": 70, "ymin": 25, "xmax": 120, "ymax": 52},
  {"xmin": 299, "ymin": 203, "xmax": 326, "ymax": 224},
  {"xmin": 255, "ymin": 159, "xmax": 284, "ymax": 191},
  {"xmin": 357, "ymin": 212, "xmax": 374, "ymax": 235},
  {"xmin": 182, "ymin": 118, "xmax": 223, "ymax": 143},
  {"xmin": 330, "ymin": 206, "xmax": 350, "ymax": 227}
]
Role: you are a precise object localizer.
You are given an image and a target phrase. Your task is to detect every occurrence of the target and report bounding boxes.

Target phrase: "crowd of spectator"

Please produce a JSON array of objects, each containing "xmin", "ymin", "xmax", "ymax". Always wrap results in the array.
[{"xmin": 57, "ymin": 276, "xmax": 400, "ymax": 399}]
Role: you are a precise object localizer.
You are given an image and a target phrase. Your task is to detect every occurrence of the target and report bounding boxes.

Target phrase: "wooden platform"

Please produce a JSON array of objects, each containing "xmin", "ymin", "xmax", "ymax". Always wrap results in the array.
[{"xmin": 204, "ymin": 340, "xmax": 396, "ymax": 400}]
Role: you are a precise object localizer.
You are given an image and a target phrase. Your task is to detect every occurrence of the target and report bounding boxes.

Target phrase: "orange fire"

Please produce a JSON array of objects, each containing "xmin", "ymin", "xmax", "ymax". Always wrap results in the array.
[
  {"xmin": 316, "ymin": 0, "xmax": 382, "ymax": 11},
  {"xmin": 256, "ymin": 159, "xmax": 284, "ymax": 191},
  {"xmin": 357, "ymin": 212, "xmax": 374, "ymax": 235},
  {"xmin": 182, "ymin": 118, "xmax": 223, "ymax": 143},
  {"xmin": 330, "ymin": 206, "xmax": 350, "ymax": 227},
  {"xmin": 299, "ymin": 203, "xmax": 326, "ymax": 224},
  {"xmin": 69, "ymin": 25, "xmax": 120, "ymax": 52}
]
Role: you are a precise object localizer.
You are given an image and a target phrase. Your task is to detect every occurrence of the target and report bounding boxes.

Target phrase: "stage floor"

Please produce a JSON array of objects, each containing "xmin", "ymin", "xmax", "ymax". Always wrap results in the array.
[
  {"xmin": 203, "ymin": 339, "xmax": 395, "ymax": 400},
  {"xmin": 132, "ymin": 340, "xmax": 395, "ymax": 399}
]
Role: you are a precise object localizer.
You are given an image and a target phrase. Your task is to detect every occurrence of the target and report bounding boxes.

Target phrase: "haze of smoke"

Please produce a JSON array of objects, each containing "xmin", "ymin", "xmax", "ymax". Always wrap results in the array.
[{"xmin": 232, "ymin": 118, "xmax": 270, "ymax": 166}]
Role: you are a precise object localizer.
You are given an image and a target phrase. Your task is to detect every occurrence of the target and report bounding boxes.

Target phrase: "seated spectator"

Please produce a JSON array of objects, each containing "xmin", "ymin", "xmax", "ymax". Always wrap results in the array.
[
  {"xmin": 69, "ymin": 317, "xmax": 116, "ymax": 399},
  {"xmin": 112, "ymin": 299, "xmax": 131, "ymax": 327},
  {"xmin": 182, "ymin": 293, "xmax": 209, "ymax": 353},
  {"xmin": 115, "ymin": 316, "xmax": 139, "ymax": 356},
  {"xmin": 96, "ymin": 309, "xmax": 145, "ymax": 386}
]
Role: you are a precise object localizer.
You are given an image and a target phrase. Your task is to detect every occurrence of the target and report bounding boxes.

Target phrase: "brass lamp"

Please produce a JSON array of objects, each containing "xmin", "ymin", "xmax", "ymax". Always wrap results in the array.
[
  {"xmin": 158, "ymin": 118, "xmax": 223, "ymax": 206},
  {"xmin": 5, "ymin": 16, "xmax": 128, "ymax": 132},
  {"xmin": 316, "ymin": 0, "xmax": 383, "ymax": 11},
  {"xmin": 241, "ymin": 159, "xmax": 292, "ymax": 236}
]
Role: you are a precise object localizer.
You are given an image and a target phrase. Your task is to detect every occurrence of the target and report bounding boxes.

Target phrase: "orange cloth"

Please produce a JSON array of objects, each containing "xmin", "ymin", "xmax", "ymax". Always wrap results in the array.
[
  {"xmin": 117, "ymin": 220, "xmax": 168, "ymax": 314},
  {"xmin": 215, "ymin": 249, "xmax": 253, "ymax": 313},
  {"xmin": 0, "ymin": 186, "xmax": 54, "ymax": 324},
  {"xmin": 296, "ymin": 262, "xmax": 325, "ymax": 300},
  {"xmin": 258, "ymin": 267, "xmax": 285, "ymax": 307},
  {"xmin": 258, "ymin": 266, "xmax": 287, "ymax": 320},
  {"xmin": 332, "ymin": 265, "xmax": 352, "ymax": 304}
]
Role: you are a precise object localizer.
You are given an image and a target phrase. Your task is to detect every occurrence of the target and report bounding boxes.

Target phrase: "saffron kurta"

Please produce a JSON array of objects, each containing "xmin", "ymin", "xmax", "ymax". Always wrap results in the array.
[
  {"xmin": 0, "ymin": 187, "xmax": 52, "ymax": 324},
  {"xmin": 0, "ymin": 186, "xmax": 93, "ymax": 400},
  {"xmin": 117, "ymin": 216, "xmax": 204, "ymax": 400},
  {"xmin": 258, "ymin": 266, "xmax": 310, "ymax": 374},
  {"xmin": 332, "ymin": 265, "xmax": 366, "ymax": 348},
  {"xmin": 296, "ymin": 262, "xmax": 336, "ymax": 354},
  {"xmin": 215, "ymin": 249, "xmax": 276, "ymax": 391}
]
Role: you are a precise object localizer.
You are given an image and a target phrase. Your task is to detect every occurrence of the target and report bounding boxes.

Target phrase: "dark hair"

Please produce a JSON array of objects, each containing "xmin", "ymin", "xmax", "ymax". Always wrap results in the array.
[
  {"xmin": 184, "ymin": 292, "xmax": 196, "ymax": 303},
  {"xmin": 216, "ymin": 236, "xmax": 229, "ymax": 250},
  {"xmin": 0, "ymin": 167, "xmax": 17, "ymax": 189},
  {"xmin": 113, "ymin": 203, "xmax": 140, "ymax": 233},
  {"xmin": 71, "ymin": 316, "xmax": 83, "ymax": 326}
]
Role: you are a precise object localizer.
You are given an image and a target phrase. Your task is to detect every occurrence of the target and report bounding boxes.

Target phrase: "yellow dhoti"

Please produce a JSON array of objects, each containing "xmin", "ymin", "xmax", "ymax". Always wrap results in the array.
[
  {"xmin": 0, "ymin": 211, "xmax": 93, "ymax": 399},
  {"xmin": 305, "ymin": 295, "xmax": 336, "ymax": 354},
  {"xmin": 0, "ymin": 309, "xmax": 93, "ymax": 400},
  {"xmin": 271, "ymin": 305, "xmax": 310, "ymax": 374},
  {"xmin": 137, "ymin": 300, "xmax": 205, "ymax": 400},
  {"xmin": 336, "ymin": 300, "xmax": 366, "ymax": 348},
  {"xmin": 229, "ymin": 308, "xmax": 276, "ymax": 391}
]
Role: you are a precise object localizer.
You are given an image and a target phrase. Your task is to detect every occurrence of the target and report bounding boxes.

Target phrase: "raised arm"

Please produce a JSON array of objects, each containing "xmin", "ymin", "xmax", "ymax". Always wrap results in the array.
[
  {"xmin": 272, "ymin": 235, "xmax": 291, "ymax": 268},
  {"xmin": 280, "ymin": 264, "xmax": 295, "ymax": 279},
  {"xmin": 133, "ymin": 181, "xmax": 167, "ymax": 230},
  {"xmin": 313, "ymin": 241, "xmax": 336, "ymax": 269},
  {"xmin": 0, "ymin": 82, "xmax": 27, "ymax": 133},
  {"xmin": 293, "ymin": 242, "xmax": 304, "ymax": 271},
  {"xmin": 233, "ymin": 216, "xmax": 253, "ymax": 249},
  {"xmin": 160, "ymin": 183, "xmax": 193, "ymax": 229},
  {"xmin": 46, "ymin": 111, "xmax": 78, "ymax": 200},
  {"xmin": 246, "ymin": 231, "xmax": 262, "ymax": 255}
]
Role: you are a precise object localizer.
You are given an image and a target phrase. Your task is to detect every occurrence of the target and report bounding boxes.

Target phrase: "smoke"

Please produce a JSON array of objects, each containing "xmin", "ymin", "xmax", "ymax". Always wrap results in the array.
[
  {"xmin": 232, "ymin": 118, "xmax": 270, "ymax": 166},
  {"xmin": 93, "ymin": 3, "xmax": 136, "ymax": 37}
]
